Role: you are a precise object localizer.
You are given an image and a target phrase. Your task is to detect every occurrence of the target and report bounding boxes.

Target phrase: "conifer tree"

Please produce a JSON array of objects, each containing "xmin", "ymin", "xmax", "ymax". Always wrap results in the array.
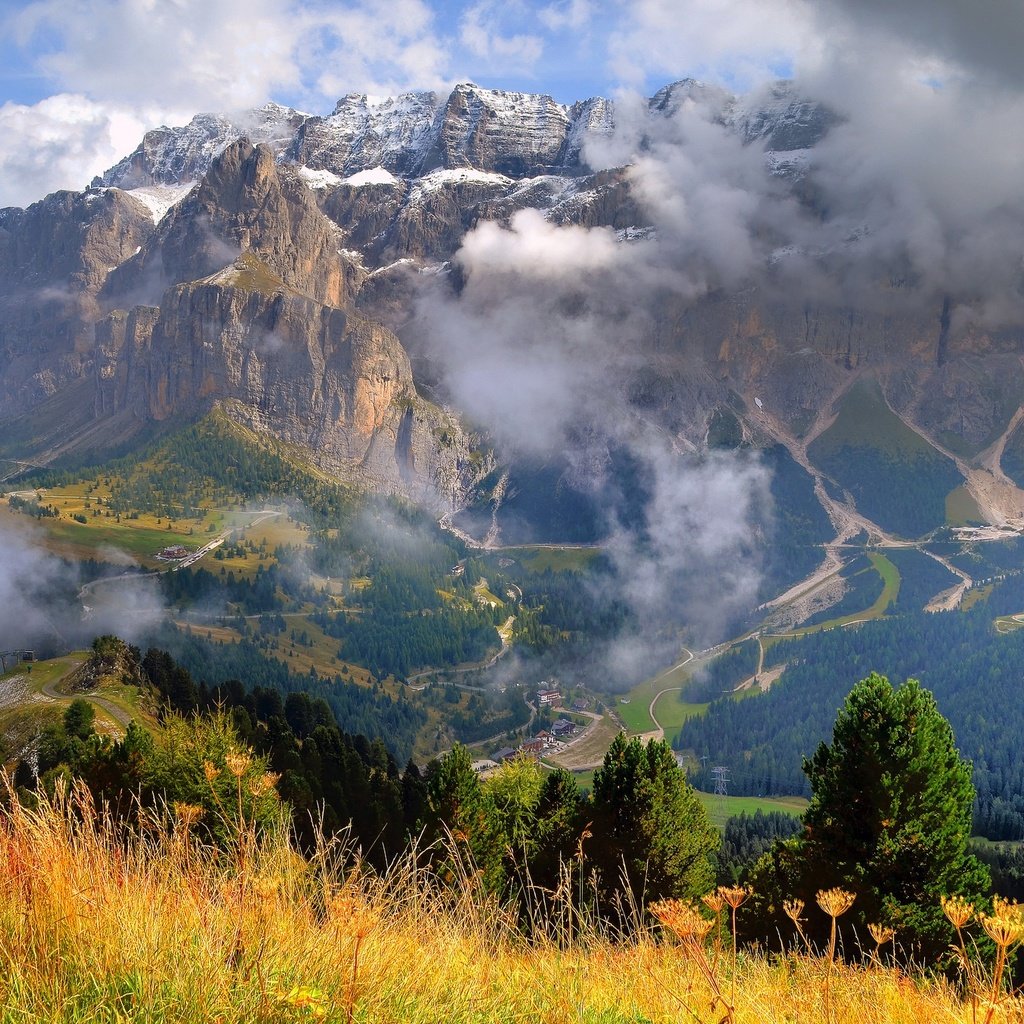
[
  {"xmin": 748, "ymin": 672, "xmax": 989, "ymax": 961},
  {"xmin": 590, "ymin": 734, "xmax": 718, "ymax": 907}
]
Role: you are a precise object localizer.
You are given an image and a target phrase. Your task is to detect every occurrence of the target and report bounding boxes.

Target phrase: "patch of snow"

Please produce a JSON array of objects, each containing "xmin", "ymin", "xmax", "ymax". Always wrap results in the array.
[
  {"xmin": 296, "ymin": 166, "xmax": 345, "ymax": 190},
  {"xmin": 337, "ymin": 248, "xmax": 365, "ymax": 265},
  {"xmin": 615, "ymin": 226, "xmax": 656, "ymax": 242},
  {"xmin": 343, "ymin": 166, "xmax": 400, "ymax": 186},
  {"xmin": 407, "ymin": 167, "xmax": 512, "ymax": 204},
  {"xmin": 368, "ymin": 258, "xmax": 416, "ymax": 277},
  {"xmin": 418, "ymin": 261, "xmax": 451, "ymax": 276},
  {"xmin": 508, "ymin": 174, "xmax": 579, "ymax": 202},
  {"xmin": 125, "ymin": 182, "xmax": 195, "ymax": 224}
]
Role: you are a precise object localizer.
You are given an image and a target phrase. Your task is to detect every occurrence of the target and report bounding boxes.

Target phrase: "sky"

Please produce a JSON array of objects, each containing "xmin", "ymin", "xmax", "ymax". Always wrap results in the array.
[
  {"xmin": 3, "ymin": 0, "xmax": 1023, "ymax": 209},
  {"xmin": 0, "ymin": 0, "xmax": 807, "ymax": 208}
]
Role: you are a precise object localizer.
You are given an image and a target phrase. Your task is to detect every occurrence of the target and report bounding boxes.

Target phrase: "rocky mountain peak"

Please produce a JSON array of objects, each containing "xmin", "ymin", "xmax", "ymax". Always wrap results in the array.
[
  {"xmin": 103, "ymin": 139, "xmax": 350, "ymax": 310},
  {"xmin": 94, "ymin": 103, "xmax": 307, "ymax": 191},
  {"xmin": 732, "ymin": 80, "xmax": 841, "ymax": 152}
]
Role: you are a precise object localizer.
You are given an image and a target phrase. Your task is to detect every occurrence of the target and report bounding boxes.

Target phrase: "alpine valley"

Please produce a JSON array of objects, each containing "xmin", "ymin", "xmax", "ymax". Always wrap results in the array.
[{"xmin": 7, "ymin": 79, "xmax": 1024, "ymax": 844}]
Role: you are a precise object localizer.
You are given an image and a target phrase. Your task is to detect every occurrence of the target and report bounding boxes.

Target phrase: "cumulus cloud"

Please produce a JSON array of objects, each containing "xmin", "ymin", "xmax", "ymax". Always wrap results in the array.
[
  {"xmin": 306, "ymin": 0, "xmax": 450, "ymax": 101},
  {"xmin": 11, "ymin": 0, "xmax": 304, "ymax": 113},
  {"xmin": 0, "ymin": 94, "xmax": 150, "ymax": 208},
  {"xmin": 610, "ymin": 0, "xmax": 818, "ymax": 93}
]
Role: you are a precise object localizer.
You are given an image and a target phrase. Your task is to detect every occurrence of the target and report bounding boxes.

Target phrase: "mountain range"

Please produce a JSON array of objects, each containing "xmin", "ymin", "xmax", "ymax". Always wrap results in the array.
[{"xmin": 4, "ymin": 78, "xmax": 1024, "ymax": 595}]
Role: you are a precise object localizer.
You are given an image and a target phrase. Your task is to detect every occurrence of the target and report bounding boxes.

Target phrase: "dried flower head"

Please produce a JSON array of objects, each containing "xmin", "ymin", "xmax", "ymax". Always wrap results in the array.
[
  {"xmin": 783, "ymin": 898, "xmax": 805, "ymax": 924},
  {"xmin": 173, "ymin": 802, "xmax": 203, "ymax": 829},
  {"xmin": 868, "ymin": 922, "xmax": 895, "ymax": 946},
  {"xmin": 816, "ymin": 888, "xmax": 856, "ymax": 918},
  {"xmin": 248, "ymin": 771, "xmax": 281, "ymax": 798},
  {"xmin": 702, "ymin": 892, "xmax": 725, "ymax": 914},
  {"xmin": 941, "ymin": 894, "xmax": 975, "ymax": 930},
  {"xmin": 719, "ymin": 885, "xmax": 751, "ymax": 910},
  {"xmin": 650, "ymin": 899, "xmax": 714, "ymax": 941},
  {"xmin": 331, "ymin": 892, "xmax": 380, "ymax": 939},
  {"xmin": 224, "ymin": 750, "xmax": 252, "ymax": 778},
  {"xmin": 203, "ymin": 760, "xmax": 220, "ymax": 784},
  {"xmin": 981, "ymin": 897, "xmax": 1024, "ymax": 948}
]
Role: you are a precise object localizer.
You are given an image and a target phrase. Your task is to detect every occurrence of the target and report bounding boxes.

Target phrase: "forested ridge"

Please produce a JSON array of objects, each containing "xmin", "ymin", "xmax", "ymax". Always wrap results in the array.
[{"xmin": 679, "ymin": 597, "xmax": 1024, "ymax": 838}]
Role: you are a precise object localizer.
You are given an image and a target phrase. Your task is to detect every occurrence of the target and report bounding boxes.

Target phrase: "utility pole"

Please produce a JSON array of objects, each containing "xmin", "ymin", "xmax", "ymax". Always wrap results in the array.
[{"xmin": 712, "ymin": 765, "xmax": 730, "ymax": 821}]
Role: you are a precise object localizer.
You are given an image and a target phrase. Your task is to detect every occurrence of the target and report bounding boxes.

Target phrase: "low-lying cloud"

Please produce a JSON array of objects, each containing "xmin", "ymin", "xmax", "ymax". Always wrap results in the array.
[{"xmin": 0, "ymin": 519, "xmax": 167, "ymax": 656}]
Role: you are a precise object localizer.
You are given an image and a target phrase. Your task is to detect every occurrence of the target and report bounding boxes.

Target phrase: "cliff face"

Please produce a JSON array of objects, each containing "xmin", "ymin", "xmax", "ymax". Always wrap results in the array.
[
  {"xmin": 6, "ymin": 79, "xmax": 1024, "ymax": 521},
  {"xmin": 103, "ymin": 140, "xmax": 352, "ymax": 310},
  {"xmin": 0, "ymin": 188, "xmax": 154, "ymax": 408}
]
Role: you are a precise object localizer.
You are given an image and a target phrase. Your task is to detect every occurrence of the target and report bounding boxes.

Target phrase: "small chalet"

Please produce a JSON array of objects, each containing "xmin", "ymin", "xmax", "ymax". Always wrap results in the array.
[
  {"xmin": 536, "ymin": 688, "xmax": 562, "ymax": 707},
  {"xmin": 158, "ymin": 545, "xmax": 189, "ymax": 560},
  {"xmin": 519, "ymin": 738, "xmax": 545, "ymax": 755},
  {"xmin": 551, "ymin": 719, "xmax": 576, "ymax": 737},
  {"xmin": 492, "ymin": 747, "xmax": 518, "ymax": 763},
  {"xmin": 571, "ymin": 698, "xmax": 589, "ymax": 713}
]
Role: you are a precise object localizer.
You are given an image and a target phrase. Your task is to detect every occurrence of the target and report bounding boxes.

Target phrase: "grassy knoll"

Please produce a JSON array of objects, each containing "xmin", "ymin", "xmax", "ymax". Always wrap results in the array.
[
  {"xmin": 0, "ymin": 500, "xmax": 192, "ymax": 566},
  {"xmin": 0, "ymin": 651, "xmax": 158, "ymax": 756},
  {"xmin": 808, "ymin": 380, "xmax": 963, "ymax": 538},
  {"xmin": 0, "ymin": 785, "xmax": 982, "ymax": 1024},
  {"xmin": 619, "ymin": 650, "xmax": 706, "ymax": 733},
  {"xmin": 617, "ymin": 683, "xmax": 707, "ymax": 735},
  {"xmin": 780, "ymin": 552, "xmax": 900, "ymax": 637},
  {"xmin": 496, "ymin": 546, "xmax": 601, "ymax": 573},
  {"xmin": 694, "ymin": 791, "xmax": 809, "ymax": 830}
]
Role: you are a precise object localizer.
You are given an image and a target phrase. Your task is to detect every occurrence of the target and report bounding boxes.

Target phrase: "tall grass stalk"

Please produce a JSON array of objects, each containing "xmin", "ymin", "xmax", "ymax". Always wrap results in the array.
[{"xmin": 0, "ymin": 778, "xmax": 1004, "ymax": 1024}]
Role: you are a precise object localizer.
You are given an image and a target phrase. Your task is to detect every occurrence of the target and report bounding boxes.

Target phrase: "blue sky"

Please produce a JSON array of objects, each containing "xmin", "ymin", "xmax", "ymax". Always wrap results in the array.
[
  {"xmin": 0, "ymin": 0, "xmax": 816, "ymax": 206},
  {"xmin": 0, "ymin": 1, "xmax": 794, "ymax": 111},
  {"xmin": 0, "ymin": 0, "xmax": 1021, "ymax": 209}
]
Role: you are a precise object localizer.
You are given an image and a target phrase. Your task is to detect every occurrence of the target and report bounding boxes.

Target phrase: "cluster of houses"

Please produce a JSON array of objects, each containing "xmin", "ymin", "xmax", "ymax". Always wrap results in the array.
[{"xmin": 481, "ymin": 687, "xmax": 592, "ymax": 766}]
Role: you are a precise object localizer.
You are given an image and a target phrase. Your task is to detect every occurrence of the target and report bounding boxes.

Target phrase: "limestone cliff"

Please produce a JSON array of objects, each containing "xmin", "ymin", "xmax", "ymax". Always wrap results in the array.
[{"xmin": 97, "ymin": 252, "xmax": 482, "ymax": 505}]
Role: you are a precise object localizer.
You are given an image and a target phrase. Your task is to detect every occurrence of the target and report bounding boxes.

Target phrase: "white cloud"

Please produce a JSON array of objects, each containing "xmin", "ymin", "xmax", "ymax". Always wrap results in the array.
[
  {"xmin": 459, "ymin": 2, "xmax": 544, "ymax": 71},
  {"xmin": 609, "ymin": 0, "xmax": 818, "ymax": 92},
  {"xmin": 309, "ymin": 0, "xmax": 450, "ymax": 100},
  {"xmin": 537, "ymin": 0, "xmax": 592, "ymax": 32},
  {"xmin": 13, "ymin": 0, "xmax": 305, "ymax": 112},
  {"xmin": 0, "ymin": 94, "xmax": 151, "ymax": 207}
]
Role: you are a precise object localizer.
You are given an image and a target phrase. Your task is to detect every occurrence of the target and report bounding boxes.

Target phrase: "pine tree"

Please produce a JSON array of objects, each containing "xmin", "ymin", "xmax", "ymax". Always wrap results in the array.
[
  {"xmin": 590, "ymin": 734, "xmax": 718, "ymax": 908},
  {"xmin": 748, "ymin": 672, "xmax": 989, "ymax": 961}
]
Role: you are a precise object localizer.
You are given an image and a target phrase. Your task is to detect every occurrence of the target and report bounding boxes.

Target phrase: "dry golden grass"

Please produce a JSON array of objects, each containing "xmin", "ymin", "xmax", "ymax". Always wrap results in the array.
[{"xmin": 0, "ymin": 782, "xmax": 1017, "ymax": 1024}]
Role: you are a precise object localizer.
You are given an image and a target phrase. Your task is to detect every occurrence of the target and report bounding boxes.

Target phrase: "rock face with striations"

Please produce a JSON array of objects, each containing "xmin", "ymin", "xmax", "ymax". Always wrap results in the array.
[
  {"xmin": 103, "ymin": 139, "xmax": 353, "ymax": 310},
  {"xmin": 97, "ymin": 251, "xmax": 478, "ymax": 502},
  {"xmin": 0, "ymin": 188, "xmax": 154, "ymax": 409},
  {"xmin": 7, "ymin": 77, "xmax": 1024, "ymax": 521}
]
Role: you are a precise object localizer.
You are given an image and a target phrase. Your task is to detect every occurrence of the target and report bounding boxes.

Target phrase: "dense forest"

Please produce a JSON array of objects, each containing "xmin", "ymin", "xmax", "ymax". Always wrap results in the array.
[
  {"xmin": 147, "ymin": 624, "xmax": 427, "ymax": 761},
  {"xmin": 678, "ymin": 592, "xmax": 1024, "ymax": 838}
]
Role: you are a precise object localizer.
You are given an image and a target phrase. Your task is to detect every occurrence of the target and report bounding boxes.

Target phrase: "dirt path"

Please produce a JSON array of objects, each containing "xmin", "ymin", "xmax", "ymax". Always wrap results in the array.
[{"xmin": 39, "ymin": 676, "xmax": 134, "ymax": 729}]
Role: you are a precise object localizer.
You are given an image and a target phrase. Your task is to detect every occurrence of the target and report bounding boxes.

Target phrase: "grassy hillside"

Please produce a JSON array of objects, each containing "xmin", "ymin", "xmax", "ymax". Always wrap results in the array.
[
  {"xmin": 807, "ymin": 381, "xmax": 962, "ymax": 538},
  {"xmin": 0, "ymin": 786, "xmax": 990, "ymax": 1024}
]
